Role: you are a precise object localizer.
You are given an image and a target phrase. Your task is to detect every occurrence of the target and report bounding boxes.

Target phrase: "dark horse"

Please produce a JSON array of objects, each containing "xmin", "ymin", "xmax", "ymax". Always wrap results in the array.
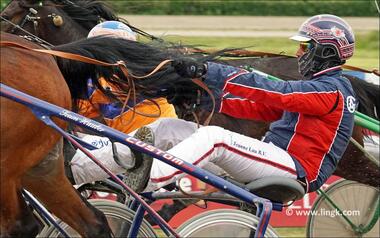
[
  {"xmin": 0, "ymin": 0, "xmax": 158, "ymax": 45},
  {"xmin": 0, "ymin": 30, "xmax": 208, "ymax": 236},
  {"xmin": 3, "ymin": 0, "xmax": 379, "ymax": 189}
]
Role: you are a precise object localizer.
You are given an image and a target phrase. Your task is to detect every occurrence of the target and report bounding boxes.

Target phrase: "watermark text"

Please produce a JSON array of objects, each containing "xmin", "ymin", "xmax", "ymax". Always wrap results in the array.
[{"xmin": 285, "ymin": 208, "xmax": 360, "ymax": 218}]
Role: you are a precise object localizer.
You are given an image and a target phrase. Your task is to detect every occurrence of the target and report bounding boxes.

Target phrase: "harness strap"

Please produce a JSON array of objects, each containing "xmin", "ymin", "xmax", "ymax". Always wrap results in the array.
[
  {"xmin": 189, "ymin": 47, "xmax": 379, "ymax": 76},
  {"xmin": 0, "ymin": 41, "xmax": 123, "ymax": 67},
  {"xmin": 0, "ymin": 41, "xmax": 175, "ymax": 81},
  {"xmin": 191, "ymin": 78, "xmax": 216, "ymax": 126},
  {"xmin": 186, "ymin": 48, "xmax": 291, "ymax": 58},
  {"xmin": 129, "ymin": 59, "xmax": 173, "ymax": 79},
  {"xmin": 342, "ymin": 64, "xmax": 380, "ymax": 76},
  {"xmin": 111, "ymin": 58, "xmax": 217, "ymax": 126},
  {"xmin": 1, "ymin": 40, "xmax": 217, "ymax": 125},
  {"xmin": 0, "ymin": 40, "xmax": 164, "ymax": 120}
]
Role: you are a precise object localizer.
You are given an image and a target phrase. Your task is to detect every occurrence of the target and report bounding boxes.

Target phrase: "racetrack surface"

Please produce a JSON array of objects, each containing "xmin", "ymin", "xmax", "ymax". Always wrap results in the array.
[{"xmin": 121, "ymin": 15, "xmax": 379, "ymax": 37}]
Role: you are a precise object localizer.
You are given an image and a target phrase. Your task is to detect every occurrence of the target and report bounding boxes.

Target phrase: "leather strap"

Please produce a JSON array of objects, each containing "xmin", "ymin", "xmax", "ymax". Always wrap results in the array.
[
  {"xmin": 1, "ymin": 41, "xmax": 124, "ymax": 67},
  {"xmin": 130, "ymin": 59, "xmax": 173, "ymax": 79},
  {"xmin": 0, "ymin": 40, "xmax": 169, "ymax": 119},
  {"xmin": 191, "ymin": 78, "xmax": 216, "ymax": 126},
  {"xmin": 342, "ymin": 64, "xmax": 380, "ymax": 76},
  {"xmin": 186, "ymin": 47, "xmax": 380, "ymax": 76},
  {"xmin": 185, "ymin": 48, "xmax": 291, "ymax": 58}
]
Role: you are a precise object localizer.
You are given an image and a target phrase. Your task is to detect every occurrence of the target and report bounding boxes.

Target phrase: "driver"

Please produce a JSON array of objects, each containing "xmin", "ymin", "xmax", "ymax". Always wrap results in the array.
[{"xmin": 69, "ymin": 15, "xmax": 356, "ymax": 195}]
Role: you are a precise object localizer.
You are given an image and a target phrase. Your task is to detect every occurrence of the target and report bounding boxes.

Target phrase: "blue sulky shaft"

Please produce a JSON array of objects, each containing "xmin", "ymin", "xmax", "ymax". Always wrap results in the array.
[{"xmin": 1, "ymin": 83, "xmax": 276, "ymax": 237}]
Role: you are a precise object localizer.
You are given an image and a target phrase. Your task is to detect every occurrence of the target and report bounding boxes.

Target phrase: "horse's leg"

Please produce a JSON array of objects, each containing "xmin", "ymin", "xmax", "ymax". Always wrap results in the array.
[
  {"xmin": 0, "ymin": 172, "xmax": 41, "ymax": 237},
  {"xmin": 334, "ymin": 126, "xmax": 380, "ymax": 187},
  {"xmin": 1, "ymin": 111, "xmax": 45, "ymax": 237},
  {"xmin": 22, "ymin": 140, "xmax": 113, "ymax": 238}
]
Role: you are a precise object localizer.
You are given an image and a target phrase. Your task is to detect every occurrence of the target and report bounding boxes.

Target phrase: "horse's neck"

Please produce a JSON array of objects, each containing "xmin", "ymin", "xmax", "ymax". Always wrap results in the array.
[
  {"xmin": 49, "ymin": 21, "xmax": 88, "ymax": 45},
  {"xmin": 222, "ymin": 57, "xmax": 301, "ymax": 81}
]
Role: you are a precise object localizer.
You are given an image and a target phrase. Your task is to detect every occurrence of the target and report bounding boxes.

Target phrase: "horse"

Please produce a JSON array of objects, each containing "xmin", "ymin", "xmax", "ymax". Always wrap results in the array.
[
  {"xmin": 2, "ymin": 0, "xmax": 379, "ymax": 189},
  {"xmin": 0, "ymin": 33, "xmax": 142, "ymax": 237},
  {"xmin": 0, "ymin": 0, "xmax": 159, "ymax": 46},
  {"xmin": 0, "ymin": 32, "xmax": 109, "ymax": 237}
]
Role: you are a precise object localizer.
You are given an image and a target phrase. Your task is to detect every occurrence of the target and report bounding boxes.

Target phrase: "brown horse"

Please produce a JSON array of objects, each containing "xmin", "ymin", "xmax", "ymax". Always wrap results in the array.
[
  {"xmin": 2, "ymin": 0, "xmax": 379, "ymax": 189},
  {"xmin": 1, "ymin": 30, "xmax": 202, "ymax": 236},
  {"xmin": 0, "ymin": 32, "xmax": 116, "ymax": 237},
  {"xmin": 0, "ymin": 0, "xmax": 159, "ymax": 45}
]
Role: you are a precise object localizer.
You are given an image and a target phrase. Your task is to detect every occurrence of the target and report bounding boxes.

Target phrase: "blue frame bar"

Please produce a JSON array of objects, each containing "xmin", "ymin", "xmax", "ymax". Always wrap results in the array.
[
  {"xmin": 1, "ymin": 83, "xmax": 275, "ymax": 237},
  {"xmin": 127, "ymin": 205, "xmax": 145, "ymax": 237},
  {"xmin": 22, "ymin": 190, "xmax": 70, "ymax": 238}
]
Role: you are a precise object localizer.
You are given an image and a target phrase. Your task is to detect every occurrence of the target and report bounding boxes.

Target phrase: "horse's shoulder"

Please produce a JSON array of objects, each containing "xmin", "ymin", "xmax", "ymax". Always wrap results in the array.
[{"xmin": 1, "ymin": 32, "xmax": 43, "ymax": 49}]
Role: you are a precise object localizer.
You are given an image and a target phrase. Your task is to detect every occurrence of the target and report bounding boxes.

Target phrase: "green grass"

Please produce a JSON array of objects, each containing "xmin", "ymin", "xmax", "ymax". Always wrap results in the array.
[
  {"xmin": 158, "ymin": 31, "xmax": 379, "ymax": 70},
  {"xmin": 275, "ymin": 227, "xmax": 306, "ymax": 237}
]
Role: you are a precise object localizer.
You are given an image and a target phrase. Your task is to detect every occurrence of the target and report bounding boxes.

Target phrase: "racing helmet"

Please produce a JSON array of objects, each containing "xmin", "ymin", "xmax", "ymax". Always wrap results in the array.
[
  {"xmin": 290, "ymin": 14, "xmax": 355, "ymax": 78},
  {"xmin": 87, "ymin": 21, "xmax": 137, "ymax": 41}
]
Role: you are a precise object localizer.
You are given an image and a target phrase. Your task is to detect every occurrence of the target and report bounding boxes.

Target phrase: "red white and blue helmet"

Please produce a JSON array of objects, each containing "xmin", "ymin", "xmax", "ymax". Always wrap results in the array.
[
  {"xmin": 290, "ymin": 14, "xmax": 355, "ymax": 61},
  {"xmin": 87, "ymin": 21, "xmax": 137, "ymax": 41}
]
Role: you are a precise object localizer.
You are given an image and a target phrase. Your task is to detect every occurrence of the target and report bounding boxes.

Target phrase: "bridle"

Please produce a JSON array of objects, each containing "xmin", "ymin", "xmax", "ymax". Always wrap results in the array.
[
  {"xmin": 8, "ymin": 7, "xmax": 41, "ymax": 34},
  {"xmin": 1, "ymin": 0, "xmax": 68, "ymax": 45},
  {"xmin": 1, "ymin": 0, "xmax": 163, "ymax": 45},
  {"xmin": 1, "ymin": 14, "xmax": 53, "ymax": 47}
]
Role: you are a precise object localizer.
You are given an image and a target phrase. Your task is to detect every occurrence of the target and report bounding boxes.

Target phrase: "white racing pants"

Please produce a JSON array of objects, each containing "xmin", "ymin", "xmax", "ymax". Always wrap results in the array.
[
  {"xmin": 71, "ymin": 118, "xmax": 297, "ymax": 191},
  {"xmin": 71, "ymin": 118, "xmax": 202, "ymax": 184}
]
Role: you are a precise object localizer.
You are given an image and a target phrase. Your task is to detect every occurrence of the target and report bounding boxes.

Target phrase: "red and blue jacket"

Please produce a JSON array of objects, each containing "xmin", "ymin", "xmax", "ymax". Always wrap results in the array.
[{"xmin": 203, "ymin": 62, "xmax": 356, "ymax": 192}]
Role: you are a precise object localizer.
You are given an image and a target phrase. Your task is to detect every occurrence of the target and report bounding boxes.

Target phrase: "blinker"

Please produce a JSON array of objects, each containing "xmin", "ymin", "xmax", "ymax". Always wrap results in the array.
[{"xmin": 49, "ymin": 13, "xmax": 64, "ymax": 27}]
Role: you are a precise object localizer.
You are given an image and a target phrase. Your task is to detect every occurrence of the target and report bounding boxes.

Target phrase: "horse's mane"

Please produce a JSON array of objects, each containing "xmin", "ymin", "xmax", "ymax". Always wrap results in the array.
[
  {"xmin": 52, "ymin": 36, "xmax": 216, "ymax": 103},
  {"xmin": 52, "ymin": 0, "xmax": 160, "ymax": 41},
  {"xmin": 53, "ymin": 0, "xmax": 119, "ymax": 30},
  {"xmin": 52, "ymin": 36, "xmax": 380, "ymax": 130},
  {"xmin": 344, "ymin": 74, "xmax": 380, "ymax": 120}
]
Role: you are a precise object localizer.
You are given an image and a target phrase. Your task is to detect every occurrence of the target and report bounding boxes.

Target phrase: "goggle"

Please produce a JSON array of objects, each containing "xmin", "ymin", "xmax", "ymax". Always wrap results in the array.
[{"xmin": 300, "ymin": 42, "xmax": 313, "ymax": 51}]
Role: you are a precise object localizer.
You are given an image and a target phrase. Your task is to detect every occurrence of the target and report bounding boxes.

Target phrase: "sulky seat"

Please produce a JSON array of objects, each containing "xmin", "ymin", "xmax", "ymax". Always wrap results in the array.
[{"xmin": 245, "ymin": 176, "xmax": 306, "ymax": 203}]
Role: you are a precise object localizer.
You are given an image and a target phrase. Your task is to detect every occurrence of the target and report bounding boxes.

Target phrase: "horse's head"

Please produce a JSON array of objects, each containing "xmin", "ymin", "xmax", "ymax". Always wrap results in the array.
[{"xmin": 1, "ymin": 0, "xmax": 117, "ymax": 45}]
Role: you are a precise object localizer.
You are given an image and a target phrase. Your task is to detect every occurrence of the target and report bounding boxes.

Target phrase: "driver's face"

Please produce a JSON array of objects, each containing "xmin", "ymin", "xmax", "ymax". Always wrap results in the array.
[{"xmin": 296, "ymin": 42, "xmax": 312, "ymax": 57}]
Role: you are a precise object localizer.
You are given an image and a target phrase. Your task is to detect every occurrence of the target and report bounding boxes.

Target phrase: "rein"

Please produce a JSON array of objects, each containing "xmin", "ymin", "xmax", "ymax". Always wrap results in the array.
[
  {"xmin": 0, "ymin": 40, "xmax": 217, "ymax": 126},
  {"xmin": 342, "ymin": 65, "xmax": 380, "ymax": 76},
  {"xmin": 122, "ymin": 59, "xmax": 216, "ymax": 126},
  {"xmin": 190, "ymin": 78, "xmax": 216, "ymax": 126},
  {"xmin": 0, "ymin": 16, "xmax": 53, "ymax": 47},
  {"xmin": 0, "ymin": 41, "xmax": 125, "ymax": 67},
  {"xmin": 186, "ymin": 48, "xmax": 290, "ymax": 58},
  {"xmin": 0, "ymin": 41, "xmax": 151, "ymax": 121},
  {"xmin": 189, "ymin": 48, "xmax": 380, "ymax": 76}
]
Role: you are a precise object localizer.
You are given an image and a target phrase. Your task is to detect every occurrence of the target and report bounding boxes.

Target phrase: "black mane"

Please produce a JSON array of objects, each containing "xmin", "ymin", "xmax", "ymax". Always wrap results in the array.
[
  {"xmin": 53, "ymin": 0, "xmax": 119, "ymax": 30},
  {"xmin": 52, "ymin": 0, "xmax": 159, "ymax": 40},
  {"xmin": 52, "ymin": 35, "xmax": 380, "ymax": 124},
  {"xmin": 52, "ymin": 36, "xmax": 215, "ymax": 102},
  {"xmin": 345, "ymin": 74, "xmax": 380, "ymax": 119}
]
